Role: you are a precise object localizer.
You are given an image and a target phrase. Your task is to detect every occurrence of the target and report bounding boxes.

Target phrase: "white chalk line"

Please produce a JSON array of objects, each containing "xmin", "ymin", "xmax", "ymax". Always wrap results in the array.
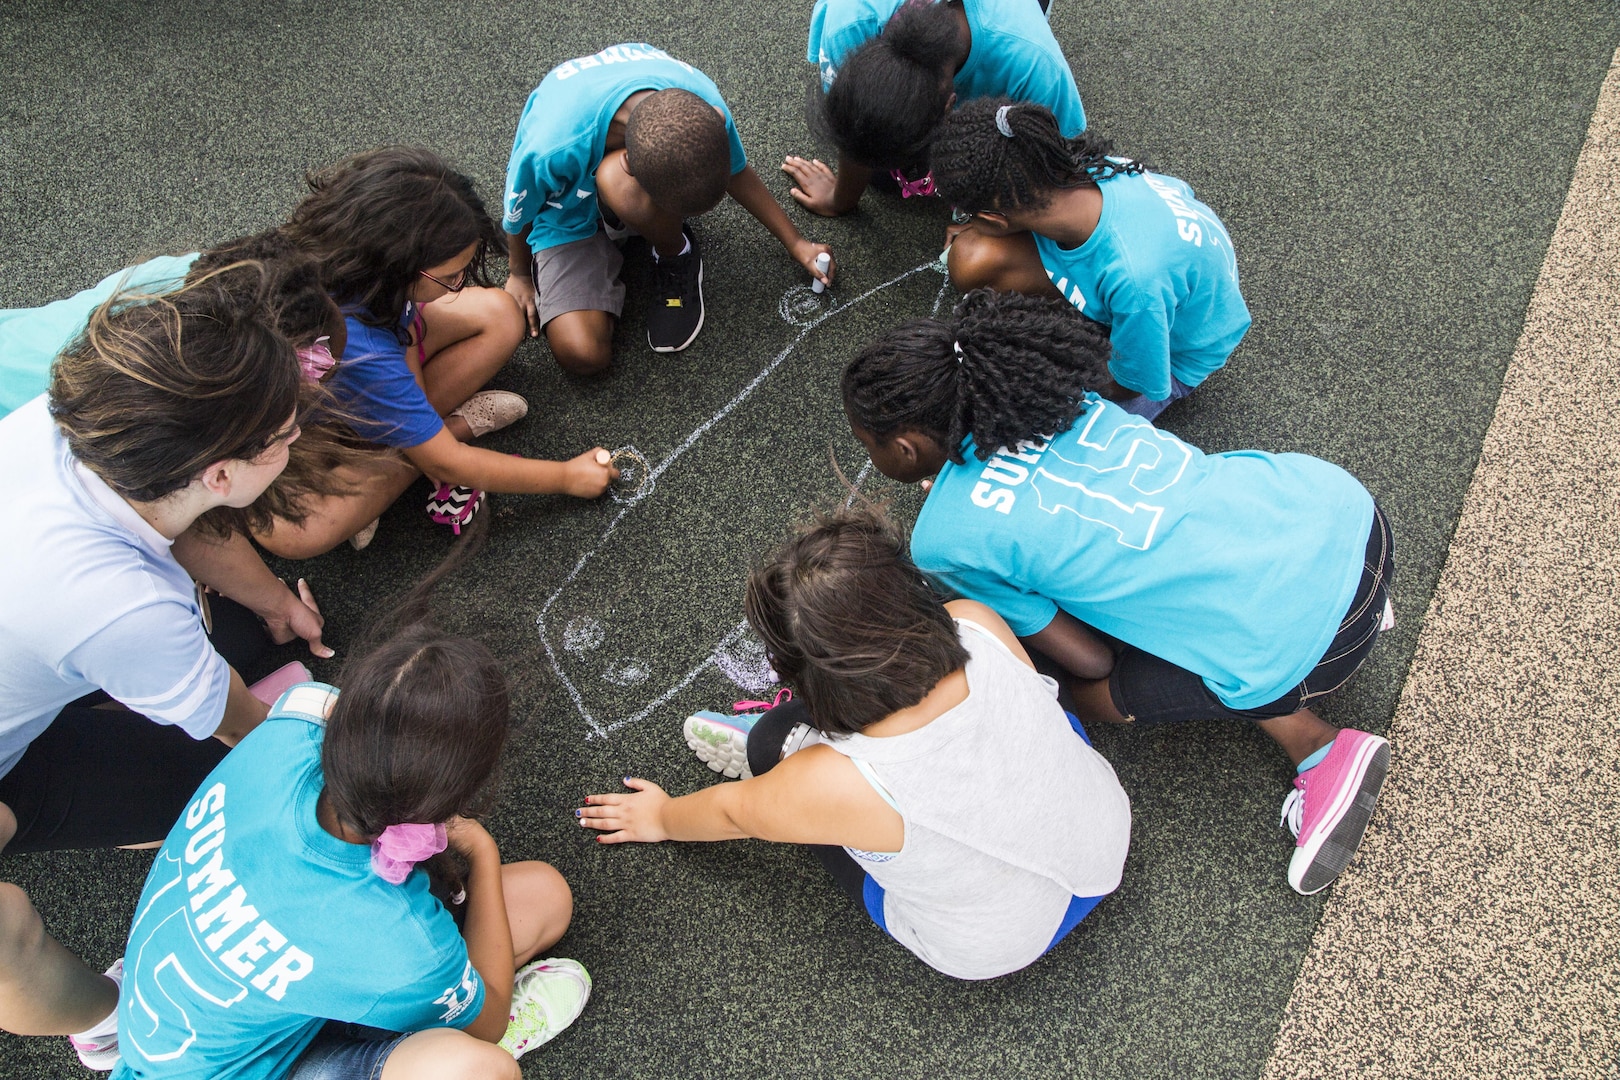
[{"xmin": 536, "ymin": 261, "xmax": 937, "ymax": 740}]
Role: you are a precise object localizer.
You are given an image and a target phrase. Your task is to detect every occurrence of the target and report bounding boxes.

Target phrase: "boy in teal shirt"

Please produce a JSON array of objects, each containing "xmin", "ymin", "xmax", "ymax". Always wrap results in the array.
[{"xmin": 502, "ymin": 43, "xmax": 834, "ymax": 372}]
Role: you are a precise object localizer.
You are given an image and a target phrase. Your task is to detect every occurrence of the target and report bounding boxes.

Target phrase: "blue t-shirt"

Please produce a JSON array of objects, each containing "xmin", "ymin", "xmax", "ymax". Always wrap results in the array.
[
  {"xmin": 324, "ymin": 305, "xmax": 443, "ymax": 449},
  {"xmin": 808, "ymin": 0, "xmax": 1085, "ymax": 135},
  {"xmin": 113, "ymin": 685, "xmax": 484, "ymax": 1080},
  {"xmin": 909, "ymin": 397, "xmax": 1374, "ymax": 709},
  {"xmin": 1034, "ymin": 168, "xmax": 1250, "ymax": 401},
  {"xmin": 504, "ymin": 44, "xmax": 749, "ymax": 256},
  {"xmin": 0, "ymin": 254, "xmax": 198, "ymax": 418}
]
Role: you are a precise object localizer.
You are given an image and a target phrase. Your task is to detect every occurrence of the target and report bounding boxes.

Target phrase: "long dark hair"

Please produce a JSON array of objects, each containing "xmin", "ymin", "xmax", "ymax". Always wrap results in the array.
[
  {"xmin": 842, "ymin": 289, "xmax": 1111, "ymax": 463},
  {"xmin": 745, "ymin": 505, "xmax": 968, "ymax": 737},
  {"xmin": 48, "ymin": 264, "xmax": 303, "ymax": 503},
  {"xmin": 282, "ymin": 146, "xmax": 501, "ymax": 338},
  {"xmin": 817, "ymin": 0, "xmax": 959, "ymax": 172},
  {"xmin": 931, "ymin": 98, "xmax": 1148, "ymax": 213}
]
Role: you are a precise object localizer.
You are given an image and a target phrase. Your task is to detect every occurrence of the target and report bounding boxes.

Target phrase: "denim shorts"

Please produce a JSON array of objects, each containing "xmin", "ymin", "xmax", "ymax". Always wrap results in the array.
[
  {"xmin": 1110, "ymin": 503, "xmax": 1395, "ymax": 724},
  {"xmin": 287, "ymin": 1023, "xmax": 410, "ymax": 1080}
]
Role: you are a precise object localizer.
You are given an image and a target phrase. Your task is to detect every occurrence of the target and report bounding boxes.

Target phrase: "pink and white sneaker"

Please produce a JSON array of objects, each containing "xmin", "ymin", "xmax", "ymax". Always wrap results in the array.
[
  {"xmin": 68, "ymin": 959, "xmax": 123, "ymax": 1071},
  {"xmin": 1279, "ymin": 729, "xmax": 1391, "ymax": 895}
]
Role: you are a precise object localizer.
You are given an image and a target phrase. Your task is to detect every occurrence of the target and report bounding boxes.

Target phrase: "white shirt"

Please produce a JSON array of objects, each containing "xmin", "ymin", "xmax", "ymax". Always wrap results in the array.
[{"xmin": 0, "ymin": 396, "xmax": 229, "ymax": 777}]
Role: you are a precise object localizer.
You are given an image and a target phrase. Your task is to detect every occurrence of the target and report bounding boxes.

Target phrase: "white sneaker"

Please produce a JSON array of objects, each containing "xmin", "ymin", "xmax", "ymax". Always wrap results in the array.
[
  {"xmin": 498, "ymin": 957, "xmax": 591, "ymax": 1060},
  {"xmin": 68, "ymin": 959, "xmax": 123, "ymax": 1071}
]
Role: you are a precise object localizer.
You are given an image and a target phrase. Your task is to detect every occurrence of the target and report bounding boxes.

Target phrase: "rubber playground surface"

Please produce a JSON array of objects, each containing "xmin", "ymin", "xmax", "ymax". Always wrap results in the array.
[{"xmin": 1, "ymin": 1, "xmax": 1617, "ymax": 1076}]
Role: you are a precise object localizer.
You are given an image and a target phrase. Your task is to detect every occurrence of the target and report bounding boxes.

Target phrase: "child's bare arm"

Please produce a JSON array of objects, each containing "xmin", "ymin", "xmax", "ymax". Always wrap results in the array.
[
  {"xmin": 1022, "ymin": 609, "xmax": 1115, "ymax": 681},
  {"xmin": 445, "ymin": 817, "xmax": 516, "ymax": 1044},
  {"xmin": 726, "ymin": 165, "xmax": 836, "ymax": 288},
  {"xmin": 404, "ymin": 429, "xmax": 616, "ymax": 498},
  {"xmin": 503, "ymin": 226, "xmax": 540, "ymax": 338}
]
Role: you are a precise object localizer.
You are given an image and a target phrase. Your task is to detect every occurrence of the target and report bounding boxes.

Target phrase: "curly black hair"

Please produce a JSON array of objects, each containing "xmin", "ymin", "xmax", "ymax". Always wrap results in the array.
[
  {"xmin": 816, "ymin": 0, "xmax": 960, "ymax": 172},
  {"xmin": 842, "ymin": 288, "xmax": 1112, "ymax": 463},
  {"xmin": 931, "ymin": 98, "xmax": 1148, "ymax": 213}
]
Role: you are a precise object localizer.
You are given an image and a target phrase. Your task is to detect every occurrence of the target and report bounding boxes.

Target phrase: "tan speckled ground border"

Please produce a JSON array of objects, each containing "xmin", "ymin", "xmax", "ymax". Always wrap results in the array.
[{"xmin": 1261, "ymin": 49, "xmax": 1620, "ymax": 1080}]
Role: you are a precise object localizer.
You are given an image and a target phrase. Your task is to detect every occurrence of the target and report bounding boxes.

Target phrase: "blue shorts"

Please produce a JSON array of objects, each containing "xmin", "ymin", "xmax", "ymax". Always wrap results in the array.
[
  {"xmin": 862, "ymin": 710, "xmax": 1105, "ymax": 954},
  {"xmin": 287, "ymin": 1024, "xmax": 410, "ymax": 1080}
]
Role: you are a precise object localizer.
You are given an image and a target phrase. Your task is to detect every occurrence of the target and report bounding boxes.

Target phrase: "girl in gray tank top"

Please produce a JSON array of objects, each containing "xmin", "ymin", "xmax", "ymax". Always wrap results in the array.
[{"xmin": 579, "ymin": 506, "xmax": 1132, "ymax": 980}]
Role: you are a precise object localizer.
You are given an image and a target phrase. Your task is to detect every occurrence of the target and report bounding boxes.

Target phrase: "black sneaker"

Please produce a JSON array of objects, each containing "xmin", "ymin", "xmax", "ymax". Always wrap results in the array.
[{"xmin": 646, "ymin": 227, "xmax": 703, "ymax": 352}]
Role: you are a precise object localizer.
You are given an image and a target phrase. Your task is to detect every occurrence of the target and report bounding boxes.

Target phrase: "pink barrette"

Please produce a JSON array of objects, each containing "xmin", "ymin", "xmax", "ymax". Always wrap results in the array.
[
  {"xmin": 371, "ymin": 822, "xmax": 447, "ymax": 884},
  {"xmin": 891, "ymin": 169, "xmax": 937, "ymax": 198},
  {"xmin": 296, "ymin": 336, "xmax": 337, "ymax": 382}
]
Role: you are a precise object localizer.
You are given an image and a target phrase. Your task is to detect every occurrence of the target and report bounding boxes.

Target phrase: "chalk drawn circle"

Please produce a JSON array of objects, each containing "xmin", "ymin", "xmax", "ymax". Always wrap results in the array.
[
  {"xmin": 562, "ymin": 616, "xmax": 606, "ymax": 655},
  {"xmin": 778, "ymin": 284, "xmax": 826, "ymax": 327},
  {"xmin": 608, "ymin": 444, "xmax": 655, "ymax": 505}
]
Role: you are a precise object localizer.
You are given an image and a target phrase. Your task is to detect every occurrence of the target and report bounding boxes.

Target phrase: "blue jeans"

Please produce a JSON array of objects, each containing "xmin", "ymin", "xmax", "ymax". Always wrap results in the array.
[
  {"xmin": 287, "ymin": 1024, "xmax": 410, "ymax": 1080},
  {"xmin": 1117, "ymin": 375, "xmax": 1196, "ymax": 420}
]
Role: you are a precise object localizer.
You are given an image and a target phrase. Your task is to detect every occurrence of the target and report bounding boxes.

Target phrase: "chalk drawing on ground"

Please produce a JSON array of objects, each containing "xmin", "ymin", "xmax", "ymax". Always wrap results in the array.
[{"xmin": 535, "ymin": 261, "xmax": 941, "ymax": 739}]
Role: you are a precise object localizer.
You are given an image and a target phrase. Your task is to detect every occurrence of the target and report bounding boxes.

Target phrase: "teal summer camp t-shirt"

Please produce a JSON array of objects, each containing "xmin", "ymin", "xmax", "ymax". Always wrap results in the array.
[
  {"xmin": 1033, "ymin": 167, "xmax": 1250, "ymax": 402},
  {"xmin": 503, "ymin": 43, "xmax": 749, "ymax": 256},
  {"xmin": 0, "ymin": 254, "xmax": 198, "ymax": 418},
  {"xmin": 113, "ymin": 685, "xmax": 484, "ymax": 1080},
  {"xmin": 909, "ymin": 397, "xmax": 1373, "ymax": 710},
  {"xmin": 807, "ymin": 0, "xmax": 1085, "ymax": 135}
]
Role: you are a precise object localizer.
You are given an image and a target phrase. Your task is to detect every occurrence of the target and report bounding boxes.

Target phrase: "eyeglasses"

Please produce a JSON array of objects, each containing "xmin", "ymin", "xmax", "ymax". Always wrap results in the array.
[{"xmin": 418, "ymin": 265, "xmax": 470, "ymax": 293}]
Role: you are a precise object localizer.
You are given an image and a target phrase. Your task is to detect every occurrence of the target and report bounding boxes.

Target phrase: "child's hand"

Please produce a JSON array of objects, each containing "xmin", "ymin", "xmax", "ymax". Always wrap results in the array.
[
  {"xmin": 444, "ymin": 816, "xmax": 498, "ymax": 862},
  {"xmin": 561, "ymin": 448, "xmax": 620, "ymax": 498},
  {"xmin": 793, "ymin": 241, "xmax": 836, "ymax": 289},
  {"xmin": 503, "ymin": 274, "xmax": 540, "ymax": 338},
  {"xmin": 782, "ymin": 156, "xmax": 843, "ymax": 217},
  {"xmin": 577, "ymin": 778, "xmax": 670, "ymax": 843}
]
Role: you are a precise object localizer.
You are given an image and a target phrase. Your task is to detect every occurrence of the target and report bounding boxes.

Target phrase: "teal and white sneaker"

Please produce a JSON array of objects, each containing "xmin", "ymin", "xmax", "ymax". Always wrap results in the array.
[
  {"xmin": 683, "ymin": 709, "xmax": 763, "ymax": 779},
  {"xmin": 499, "ymin": 958, "xmax": 591, "ymax": 1060}
]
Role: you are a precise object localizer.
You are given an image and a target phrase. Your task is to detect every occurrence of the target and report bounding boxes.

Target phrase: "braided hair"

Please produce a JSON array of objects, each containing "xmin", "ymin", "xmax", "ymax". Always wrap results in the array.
[
  {"xmin": 842, "ymin": 288, "xmax": 1112, "ymax": 464},
  {"xmin": 817, "ymin": 0, "xmax": 960, "ymax": 172},
  {"xmin": 931, "ymin": 98, "xmax": 1147, "ymax": 213}
]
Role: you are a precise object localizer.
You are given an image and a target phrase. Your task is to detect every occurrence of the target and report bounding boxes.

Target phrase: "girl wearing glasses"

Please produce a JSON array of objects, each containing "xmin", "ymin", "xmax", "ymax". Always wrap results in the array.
[{"xmin": 279, "ymin": 147, "xmax": 618, "ymax": 554}]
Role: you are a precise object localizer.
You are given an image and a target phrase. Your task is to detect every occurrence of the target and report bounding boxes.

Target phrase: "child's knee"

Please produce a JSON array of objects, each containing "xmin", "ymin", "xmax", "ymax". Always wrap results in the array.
[
  {"xmin": 946, "ymin": 230, "xmax": 1007, "ymax": 292},
  {"xmin": 544, "ymin": 313, "xmax": 614, "ymax": 375},
  {"xmin": 478, "ymin": 287, "xmax": 526, "ymax": 351},
  {"xmin": 391, "ymin": 1029, "xmax": 522, "ymax": 1080}
]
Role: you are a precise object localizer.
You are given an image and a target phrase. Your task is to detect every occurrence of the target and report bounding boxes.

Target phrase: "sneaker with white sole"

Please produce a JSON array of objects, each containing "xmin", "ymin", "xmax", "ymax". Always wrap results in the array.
[
  {"xmin": 450, "ymin": 390, "xmax": 529, "ymax": 439},
  {"xmin": 646, "ymin": 226, "xmax": 703, "ymax": 352},
  {"xmin": 68, "ymin": 959, "xmax": 123, "ymax": 1071},
  {"xmin": 1280, "ymin": 729, "xmax": 1391, "ymax": 895},
  {"xmin": 683, "ymin": 691, "xmax": 802, "ymax": 779},
  {"xmin": 498, "ymin": 957, "xmax": 590, "ymax": 1060}
]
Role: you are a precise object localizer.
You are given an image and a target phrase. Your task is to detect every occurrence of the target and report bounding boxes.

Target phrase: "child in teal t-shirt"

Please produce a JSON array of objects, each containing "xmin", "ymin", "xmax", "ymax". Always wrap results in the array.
[
  {"xmin": 932, "ymin": 99, "xmax": 1251, "ymax": 419},
  {"xmin": 110, "ymin": 623, "xmax": 589, "ymax": 1079},
  {"xmin": 502, "ymin": 43, "xmax": 834, "ymax": 372},
  {"xmin": 784, "ymin": 0, "xmax": 1085, "ymax": 217},
  {"xmin": 0, "ymin": 254, "xmax": 196, "ymax": 418},
  {"xmin": 841, "ymin": 290, "xmax": 1394, "ymax": 897}
]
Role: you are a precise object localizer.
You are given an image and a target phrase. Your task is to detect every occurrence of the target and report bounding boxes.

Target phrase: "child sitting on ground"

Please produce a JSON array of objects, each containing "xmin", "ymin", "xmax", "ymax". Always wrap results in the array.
[
  {"xmin": 580, "ymin": 506, "xmax": 1131, "ymax": 981},
  {"xmin": 931, "ymin": 99, "xmax": 1250, "ymax": 418},
  {"xmin": 841, "ymin": 290, "xmax": 1393, "ymax": 895},
  {"xmin": 784, "ymin": 0, "xmax": 1085, "ymax": 217},
  {"xmin": 502, "ymin": 42, "xmax": 836, "ymax": 372},
  {"xmin": 110, "ymin": 521, "xmax": 589, "ymax": 1079}
]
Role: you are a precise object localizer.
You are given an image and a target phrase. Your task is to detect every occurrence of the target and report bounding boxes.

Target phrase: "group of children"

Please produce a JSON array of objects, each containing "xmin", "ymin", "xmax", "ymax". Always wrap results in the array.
[{"xmin": 0, "ymin": 2, "xmax": 1396, "ymax": 1076}]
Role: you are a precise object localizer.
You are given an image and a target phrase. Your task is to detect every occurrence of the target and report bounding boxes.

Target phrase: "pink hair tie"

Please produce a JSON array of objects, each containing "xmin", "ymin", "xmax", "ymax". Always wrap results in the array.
[
  {"xmin": 891, "ymin": 169, "xmax": 937, "ymax": 198},
  {"xmin": 296, "ymin": 336, "xmax": 337, "ymax": 381},
  {"xmin": 370, "ymin": 822, "xmax": 447, "ymax": 885}
]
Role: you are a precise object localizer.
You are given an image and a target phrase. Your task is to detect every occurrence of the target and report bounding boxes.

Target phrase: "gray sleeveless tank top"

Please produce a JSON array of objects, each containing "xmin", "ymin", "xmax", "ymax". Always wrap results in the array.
[{"xmin": 823, "ymin": 619, "xmax": 1132, "ymax": 979}]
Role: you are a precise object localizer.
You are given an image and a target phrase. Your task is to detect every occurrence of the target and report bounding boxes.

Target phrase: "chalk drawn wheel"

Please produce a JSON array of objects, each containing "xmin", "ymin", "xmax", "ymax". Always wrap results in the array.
[{"xmin": 608, "ymin": 445, "xmax": 654, "ymax": 504}]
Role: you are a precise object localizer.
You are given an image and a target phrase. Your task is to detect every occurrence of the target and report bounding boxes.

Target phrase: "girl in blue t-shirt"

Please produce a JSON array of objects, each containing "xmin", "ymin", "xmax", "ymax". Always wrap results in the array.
[
  {"xmin": 930, "ymin": 99, "xmax": 1251, "ymax": 419},
  {"xmin": 278, "ymin": 147, "xmax": 620, "ymax": 555},
  {"xmin": 783, "ymin": 0, "xmax": 1085, "ymax": 217},
  {"xmin": 112, "ymin": 530, "xmax": 590, "ymax": 1079},
  {"xmin": 840, "ymin": 289, "xmax": 1393, "ymax": 896}
]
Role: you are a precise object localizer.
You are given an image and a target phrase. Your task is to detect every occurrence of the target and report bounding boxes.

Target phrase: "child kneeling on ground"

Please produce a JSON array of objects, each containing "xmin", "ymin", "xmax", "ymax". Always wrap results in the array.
[
  {"xmin": 580, "ymin": 506, "xmax": 1131, "ymax": 981},
  {"xmin": 842, "ymin": 289, "xmax": 1392, "ymax": 895}
]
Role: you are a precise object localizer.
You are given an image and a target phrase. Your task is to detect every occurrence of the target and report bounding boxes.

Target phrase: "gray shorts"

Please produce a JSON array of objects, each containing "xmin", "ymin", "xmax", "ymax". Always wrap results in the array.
[{"xmin": 530, "ymin": 228, "xmax": 626, "ymax": 327}]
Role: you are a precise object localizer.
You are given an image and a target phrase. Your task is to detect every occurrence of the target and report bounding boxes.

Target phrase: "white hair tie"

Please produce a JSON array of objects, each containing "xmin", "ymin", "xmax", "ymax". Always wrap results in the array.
[
  {"xmin": 954, "ymin": 340, "xmax": 966, "ymax": 364},
  {"xmin": 994, "ymin": 105, "xmax": 1015, "ymax": 137}
]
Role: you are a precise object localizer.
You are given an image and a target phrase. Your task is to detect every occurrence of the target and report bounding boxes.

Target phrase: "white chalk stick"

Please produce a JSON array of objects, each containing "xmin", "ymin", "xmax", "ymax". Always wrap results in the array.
[{"xmin": 811, "ymin": 252, "xmax": 831, "ymax": 293}]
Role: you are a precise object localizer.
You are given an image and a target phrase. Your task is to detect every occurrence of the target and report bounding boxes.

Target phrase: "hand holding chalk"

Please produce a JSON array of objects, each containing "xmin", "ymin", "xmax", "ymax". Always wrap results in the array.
[
  {"xmin": 595, "ymin": 449, "xmax": 611, "ymax": 465},
  {"xmin": 811, "ymin": 252, "xmax": 831, "ymax": 294}
]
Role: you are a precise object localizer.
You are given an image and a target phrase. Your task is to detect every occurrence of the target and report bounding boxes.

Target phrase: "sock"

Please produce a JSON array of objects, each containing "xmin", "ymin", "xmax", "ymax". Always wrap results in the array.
[
  {"xmin": 1296, "ymin": 741, "xmax": 1334, "ymax": 775},
  {"xmin": 652, "ymin": 234, "xmax": 691, "ymax": 262}
]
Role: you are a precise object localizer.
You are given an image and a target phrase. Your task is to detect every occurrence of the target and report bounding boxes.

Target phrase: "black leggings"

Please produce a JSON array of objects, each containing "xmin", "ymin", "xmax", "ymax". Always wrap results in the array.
[
  {"xmin": 0, "ymin": 595, "xmax": 272, "ymax": 853},
  {"xmin": 745, "ymin": 700, "xmax": 869, "ymax": 907}
]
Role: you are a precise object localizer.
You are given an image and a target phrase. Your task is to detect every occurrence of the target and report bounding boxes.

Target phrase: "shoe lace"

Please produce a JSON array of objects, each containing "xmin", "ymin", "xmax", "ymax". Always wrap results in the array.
[
  {"xmin": 733, "ymin": 688, "xmax": 792, "ymax": 713},
  {"xmin": 1279, "ymin": 777, "xmax": 1306, "ymax": 838}
]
